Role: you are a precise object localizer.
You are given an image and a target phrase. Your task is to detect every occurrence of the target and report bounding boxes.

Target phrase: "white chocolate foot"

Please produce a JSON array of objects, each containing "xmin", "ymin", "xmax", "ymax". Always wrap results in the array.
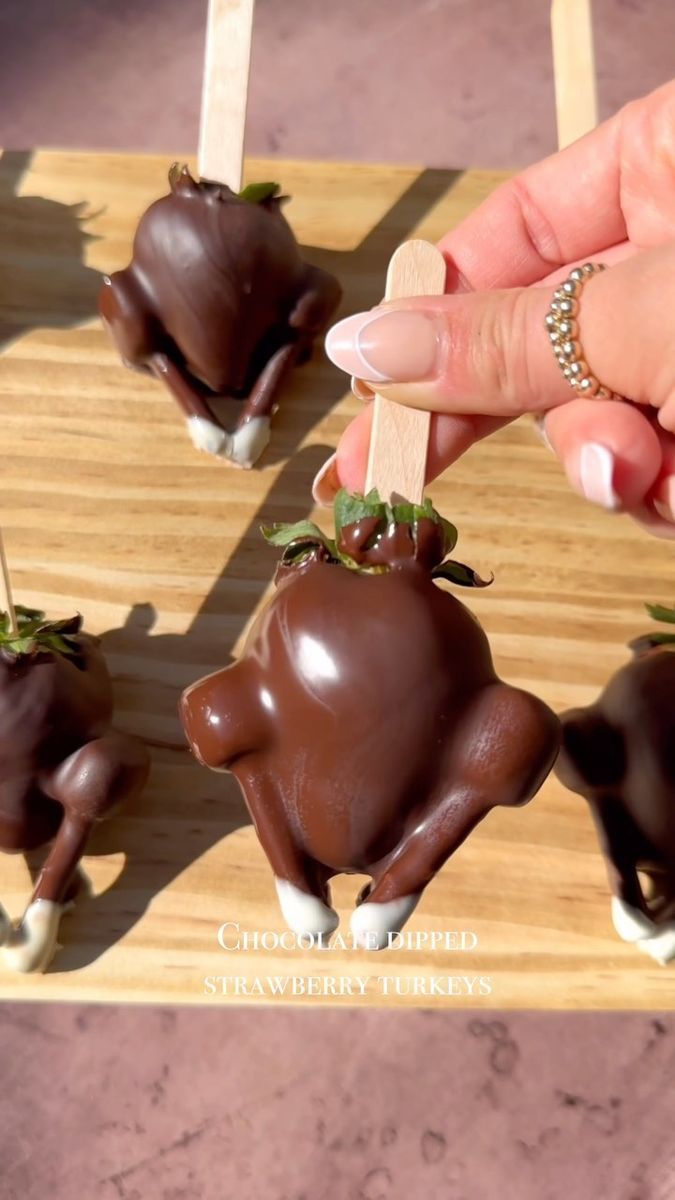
[
  {"xmin": 611, "ymin": 898, "xmax": 675, "ymax": 966},
  {"xmin": 228, "ymin": 417, "xmax": 271, "ymax": 468},
  {"xmin": 350, "ymin": 893, "xmax": 420, "ymax": 951},
  {"xmin": 2, "ymin": 900, "xmax": 63, "ymax": 974},
  {"xmin": 637, "ymin": 924, "xmax": 675, "ymax": 966},
  {"xmin": 274, "ymin": 879, "xmax": 339, "ymax": 939},
  {"xmin": 611, "ymin": 897, "xmax": 656, "ymax": 943},
  {"xmin": 187, "ymin": 414, "xmax": 231, "ymax": 456}
]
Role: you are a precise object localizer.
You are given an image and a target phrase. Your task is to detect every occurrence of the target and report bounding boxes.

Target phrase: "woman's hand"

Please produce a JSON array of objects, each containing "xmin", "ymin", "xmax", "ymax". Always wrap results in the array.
[{"xmin": 315, "ymin": 80, "xmax": 675, "ymax": 537}]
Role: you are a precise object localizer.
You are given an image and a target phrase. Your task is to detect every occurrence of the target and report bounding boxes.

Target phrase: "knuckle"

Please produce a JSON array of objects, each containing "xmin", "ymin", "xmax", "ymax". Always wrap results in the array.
[{"xmin": 471, "ymin": 290, "xmax": 536, "ymax": 412}]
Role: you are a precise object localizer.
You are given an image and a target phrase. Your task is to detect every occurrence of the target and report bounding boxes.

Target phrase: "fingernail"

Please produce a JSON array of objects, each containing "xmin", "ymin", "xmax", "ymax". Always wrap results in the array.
[
  {"xmin": 325, "ymin": 310, "xmax": 439, "ymax": 383},
  {"xmin": 653, "ymin": 479, "xmax": 675, "ymax": 523},
  {"xmin": 575, "ymin": 442, "xmax": 620, "ymax": 510},
  {"xmin": 312, "ymin": 452, "xmax": 341, "ymax": 506}
]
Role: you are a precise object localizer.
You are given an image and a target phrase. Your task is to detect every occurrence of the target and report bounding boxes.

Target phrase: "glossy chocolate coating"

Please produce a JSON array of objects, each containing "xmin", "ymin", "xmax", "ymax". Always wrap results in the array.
[
  {"xmin": 0, "ymin": 634, "xmax": 149, "ymax": 972},
  {"xmin": 99, "ymin": 167, "xmax": 341, "ymax": 465},
  {"xmin": 181, "ymin": 530, "xmax": 560, "ymax": 945},
  {"xmin": 556, "ymin": 642, "xmax": 675, "ymax": 955}
]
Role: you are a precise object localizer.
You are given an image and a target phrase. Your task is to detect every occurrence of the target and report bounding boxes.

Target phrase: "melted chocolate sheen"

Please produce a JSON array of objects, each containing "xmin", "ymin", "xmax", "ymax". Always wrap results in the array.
[
  {"xmin": 0, "ymin": 637, "xmax": 113, "ymax": 852},
  {"xmin": 181, "ymin": 558, "xmax": 559, "ymax": 897},
  {"xmin": 338, "ymin": 517, "xmax": 446, "ymax": 570}
]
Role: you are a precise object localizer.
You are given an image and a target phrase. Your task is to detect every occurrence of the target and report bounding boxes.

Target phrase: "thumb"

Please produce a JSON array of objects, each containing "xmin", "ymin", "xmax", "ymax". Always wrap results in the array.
[{"xmin": 324, "ymin": 245, "xmax": 675, "ymax": 429}]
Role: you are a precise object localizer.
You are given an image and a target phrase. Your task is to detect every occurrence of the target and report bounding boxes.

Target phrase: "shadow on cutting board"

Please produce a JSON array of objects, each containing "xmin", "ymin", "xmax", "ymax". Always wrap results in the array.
[
  {"xmin": 47, "ymin": 167, "xmax": 465, "ymax": 972},
  {"xmin": 0, "ymin": 150, "xmax": 102, "ymax": 353}
]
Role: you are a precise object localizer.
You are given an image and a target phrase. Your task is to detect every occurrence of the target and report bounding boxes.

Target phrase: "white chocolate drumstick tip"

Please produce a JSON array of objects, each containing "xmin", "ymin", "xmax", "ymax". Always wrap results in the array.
[
  {"xmin": 2, "ymin": 900, "xmax": 63, "ymax": 974},
  {"xmin": 227, "ymin": 416, "xmax": 271, "ymax": 468},
  {"xmin": 274, "ymin": 879, "xmax": 339, "ymax": 939},
  {"xmin": 187, "ymin": 414, "xmax": 231, "ymax": 457},
  {"xmin": 350, "ymin": 894, "xmax": 421, "ymax": 951},
  {"xmin": 611, "ymin": 897, "xmax": 656, "ymax": 943}
]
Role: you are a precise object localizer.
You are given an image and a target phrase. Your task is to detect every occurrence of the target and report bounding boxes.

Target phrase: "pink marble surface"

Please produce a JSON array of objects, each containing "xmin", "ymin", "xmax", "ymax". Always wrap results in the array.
[
  {"xmin": 1, "ymin": 1006, "xmax": 674, "ymax": 1199},
  {"xmin": 0, "ymin": 0, "xmax": 673, "ymax": 168}
]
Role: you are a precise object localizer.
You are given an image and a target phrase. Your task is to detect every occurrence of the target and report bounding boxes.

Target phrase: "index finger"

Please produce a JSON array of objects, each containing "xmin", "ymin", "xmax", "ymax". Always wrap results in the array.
[{"xmin": 440, "ymin": 80, "xmax": 675, "ymax": 291}]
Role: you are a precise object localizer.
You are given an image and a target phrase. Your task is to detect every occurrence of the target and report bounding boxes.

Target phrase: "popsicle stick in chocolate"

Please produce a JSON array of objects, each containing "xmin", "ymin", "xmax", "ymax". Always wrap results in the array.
[
  {"xmin": 198, "ymin": 0, "xmax": 255, "ymax": 188},
  {"xmin": 550, "ymin": 0, "xmax": 598, "ymax": 149},
  {"xmin": 0, "ymin": 529, "xmax": 18, "ymax": 636},
  {"xmin": 365, "ymin": 239, "xmax": 447, "ymax": 505}
]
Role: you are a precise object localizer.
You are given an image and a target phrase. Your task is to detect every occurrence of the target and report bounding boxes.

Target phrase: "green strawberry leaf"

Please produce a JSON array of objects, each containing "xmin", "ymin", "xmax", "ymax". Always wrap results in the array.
[
  {"xmin": 432, "ymin": 560, "xmax": 494, "ymax": 588},
  {"xmin": 647, "ymin": 632, "xmax": 675, "ymax": 645},
  {"xmin": 262, "ymin": 520, "xmax": 336, "ymax": 555},
  {"xmin": 4, "ymin": 637, "xmax": 37, "ymax": 655},
  {"xmin": 646, "ymin": 603, "xmax": 675, "ymax": 625},
  {"xmin": 261, "ymin": 489, "xmax": 486, "ymax": 582},
  {"xmin": 238, "ymin": 181, "xmax": 281, "ymax": 205},
  {"xmin": 0, "ymin": 606, "xmax": 83, "ymax": 661}
]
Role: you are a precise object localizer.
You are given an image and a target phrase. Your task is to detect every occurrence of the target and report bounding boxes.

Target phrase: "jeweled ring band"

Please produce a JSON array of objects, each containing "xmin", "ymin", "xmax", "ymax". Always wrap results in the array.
[{"xmin": 545, "ymin": 263, "xmax": 621, "ymax": 400}]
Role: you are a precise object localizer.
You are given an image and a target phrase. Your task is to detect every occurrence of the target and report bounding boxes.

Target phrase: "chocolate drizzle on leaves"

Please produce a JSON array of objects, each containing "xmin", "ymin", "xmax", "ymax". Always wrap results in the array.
[
  {"xmin": 0, "ymin": 607, "xmax": 84, "ymax": 664},
  {"xmin": 262, "ymin": 489, "xmax": 492, "ymax": 587}
]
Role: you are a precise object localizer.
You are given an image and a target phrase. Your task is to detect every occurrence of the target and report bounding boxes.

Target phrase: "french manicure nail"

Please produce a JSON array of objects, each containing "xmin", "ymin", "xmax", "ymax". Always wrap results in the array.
[
  {"xmin": 653, "ymin": 479, "xmax": 675, "ymax": 523},
  {"xmin": 576, "ymin": 442, "xmax": 620, "ymax": 510},
  {"xmin": 312, "ymin": 452, "xmax": 341, "ymax": 506},
  {"xmin": 325, "ymin": 310, "xmax": 439, "ymax": 383}
]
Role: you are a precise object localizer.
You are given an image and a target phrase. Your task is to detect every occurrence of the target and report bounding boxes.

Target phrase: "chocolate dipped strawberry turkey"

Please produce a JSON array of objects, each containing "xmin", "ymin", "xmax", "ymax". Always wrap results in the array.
[
  {"xmin": 556, "ymin": 604, "xmax": 675, "ymax": 964},
  {"xmin": 0, "ymin": 607, "xmax": 149, "ymax": 972},
  {"xmin": 181, "ymin": 492, "xmax": 560, "ymax": 948},
  {"xmin": 99, "ymin": 166, "xmax": 341, "ymax": 467}
]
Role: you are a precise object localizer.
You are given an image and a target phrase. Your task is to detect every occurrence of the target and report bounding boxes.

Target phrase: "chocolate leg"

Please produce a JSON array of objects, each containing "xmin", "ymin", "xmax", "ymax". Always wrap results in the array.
[
  {"xmin": 227, "ymin": 268, "xmax": 343, "ymax": 470},
  {"xmin": 587, "ymin": 796, "xmax": 675, "ymax": 961},
  {"xmin": 352, "ymin": 683, "xmax": 560, "ymax": 949},
  {"xmin": 148, "ymin": 352, "xmax": 237, "ymax": 460},
  {"xmin": 589, "ymin": 797, "xmax": 647, "ymax": 916},
  {"xmin": 555, "ymin": 714, "xmax": 674, "ymax": 959},
  {"xmin": 151, "ymin": 348, "xmax": 279, "ymax": 470},
  {"xmin": 245, "ymin": 778, "xmax": 338, "ymax": 939},
  {"xmin": 229, "ymin": 342, "xmax": 301, "ymax": 468},
  {"xmin": 2, "ymin": 735, "xmax": 148, "ymax": 973}
]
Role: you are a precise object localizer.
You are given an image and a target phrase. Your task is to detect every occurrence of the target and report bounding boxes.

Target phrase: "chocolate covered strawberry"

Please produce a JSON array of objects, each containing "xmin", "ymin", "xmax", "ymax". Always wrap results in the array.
[
  {"xmin": 0, "ymin": 607, "xmax": 148, "ymax": 972},
  {"xmin": 556, "ymin": 603, "xmax": 675, "ymax": 964},
  {"xmin": 99, "ymin": 166, "xmax": 341, "ymax": 467},
  {"xmin": 181, "ymin": 492, "xmax": 560, "ymax": 948}
]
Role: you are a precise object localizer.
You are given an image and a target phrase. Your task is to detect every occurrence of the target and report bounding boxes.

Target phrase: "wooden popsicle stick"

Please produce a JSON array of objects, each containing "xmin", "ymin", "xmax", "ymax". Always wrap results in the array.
[
  {"xmin": 551, "ymin": 0, "xmax": 598, "ymax": 148},
  {"xmin": 365, "ymin": 240, "xmax": 447, "ymax": 505},
  {"xmin": 198, "ymin": 0, "xmax": 255, "ymax": 188},
  {"xmin": 0, "ymin": 530, "xmax": 18, "ymax": 636}
]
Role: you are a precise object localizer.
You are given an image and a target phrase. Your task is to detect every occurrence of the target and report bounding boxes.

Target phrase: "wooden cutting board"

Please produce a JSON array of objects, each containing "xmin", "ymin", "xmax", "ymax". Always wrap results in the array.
[{"xmin": 0, "ymin": 148, "xmax": 670, "ymax": 1007}]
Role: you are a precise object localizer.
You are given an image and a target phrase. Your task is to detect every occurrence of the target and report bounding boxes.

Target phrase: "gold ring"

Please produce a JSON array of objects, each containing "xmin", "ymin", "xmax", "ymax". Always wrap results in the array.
[{"xmin": 545, "ymin": 263, "xmax": 621, "ymax": 400}]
